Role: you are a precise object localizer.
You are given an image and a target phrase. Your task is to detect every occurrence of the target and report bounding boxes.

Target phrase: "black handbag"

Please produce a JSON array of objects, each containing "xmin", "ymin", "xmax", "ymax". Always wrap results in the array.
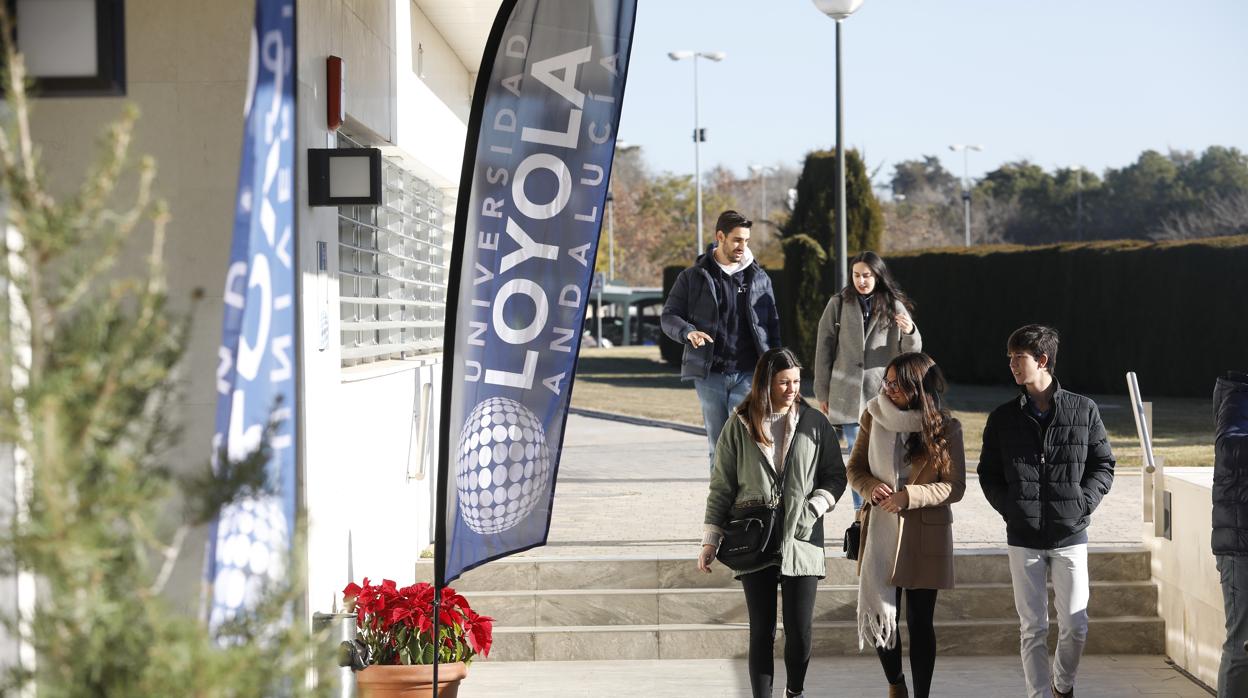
[
  {"xmin": 843, "ymin": 504, "xmax": 867, "ymax": 561},
  {"xmin": 716, "ymin": 501, "xmax": 783, "ymax": 570},
  {"xmin": 843, "ymin": 519, "xmax": 861, "ymax": 560},
  {"xmin": 713, "ymin": 501, "xmax": 778, "ymax": 574},
  {"xmin": 716, "ymin": 465, "xmax": 784, "ymax": 571}
]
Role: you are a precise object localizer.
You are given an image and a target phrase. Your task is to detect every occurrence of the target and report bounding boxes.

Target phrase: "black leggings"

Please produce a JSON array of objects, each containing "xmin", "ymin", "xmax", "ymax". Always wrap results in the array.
[
  {"xmin": 876, "ymin": 587, "xmax": 939, "ymax": 698},
  {"xmin": 740, "ymin": 567, "xmax": 819, "ymax": 698}
]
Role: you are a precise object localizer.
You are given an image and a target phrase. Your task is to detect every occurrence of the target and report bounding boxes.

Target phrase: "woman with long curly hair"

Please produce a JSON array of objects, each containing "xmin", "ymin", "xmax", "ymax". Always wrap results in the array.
[{"xmin": 846, "ymin": 352, "xmax": 965, "ymax": 698}]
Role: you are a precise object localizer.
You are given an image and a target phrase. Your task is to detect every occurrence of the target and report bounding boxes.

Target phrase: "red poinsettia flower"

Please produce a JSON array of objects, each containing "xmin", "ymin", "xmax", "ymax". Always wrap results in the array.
[
  {"xmin": 462, "ymin": 607, "xmax": 494, "ymax": 658},
  {"xmin": 343, "ymin": 578, "xmax": 492, "ymax": 666}
]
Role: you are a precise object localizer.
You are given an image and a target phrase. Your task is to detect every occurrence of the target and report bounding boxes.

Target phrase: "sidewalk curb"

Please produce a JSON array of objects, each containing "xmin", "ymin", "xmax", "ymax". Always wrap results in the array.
[{"xmin": 568, "ymin": 407, "xmax": 706, "ymax": 436}]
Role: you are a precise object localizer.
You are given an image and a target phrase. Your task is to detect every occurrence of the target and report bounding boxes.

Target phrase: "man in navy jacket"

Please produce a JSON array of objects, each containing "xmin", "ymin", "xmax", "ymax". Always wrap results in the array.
[{"xmin": 661, "ymin": 210, "xmax": 781, "ymax": 467}]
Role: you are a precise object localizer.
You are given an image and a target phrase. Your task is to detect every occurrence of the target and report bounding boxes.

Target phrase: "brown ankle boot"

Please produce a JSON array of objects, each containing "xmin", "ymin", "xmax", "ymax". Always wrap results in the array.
[{"xmin": 888, "ymin": 676, "xmax": 909, "ymax": 698}]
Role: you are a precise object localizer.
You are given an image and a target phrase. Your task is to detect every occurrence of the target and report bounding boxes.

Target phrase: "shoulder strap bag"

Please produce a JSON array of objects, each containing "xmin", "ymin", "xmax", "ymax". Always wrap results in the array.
[{"xmin": 716, "ymin": 464, "xmax": 784, "ymax": 571}]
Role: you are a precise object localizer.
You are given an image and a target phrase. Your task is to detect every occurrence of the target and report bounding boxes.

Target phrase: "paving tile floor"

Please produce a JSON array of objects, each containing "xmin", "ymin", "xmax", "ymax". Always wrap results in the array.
[
  {"xmin": 464, "ymin": 655, "xmax": 1212, "ymax": 697},
  {"xmin": 535, "ymin": 414, "xmax": 1145, "ymax": 559},
  {"xmin": 459, "ymin": 415, "xmax": 1209, "ymax": 696}
]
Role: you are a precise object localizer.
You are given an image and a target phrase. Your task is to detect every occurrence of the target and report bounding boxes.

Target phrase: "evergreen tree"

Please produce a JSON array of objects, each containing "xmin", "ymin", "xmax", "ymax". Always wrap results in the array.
[
  {"xmin": 0, "ymin": 18, "xmax": 326, "ymax": 697},
  {"xmin": 779, "ymin": 235, "xmax": 827, "ymax": 369},
  {"xmin": 782, "ymin": 148, "xmax": 883, "ymax": 293}
]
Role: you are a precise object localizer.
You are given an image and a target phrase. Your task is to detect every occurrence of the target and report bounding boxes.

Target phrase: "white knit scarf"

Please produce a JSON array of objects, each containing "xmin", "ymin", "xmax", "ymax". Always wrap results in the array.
[{"xmin": 856, "ymin": 395, "xmax": 924, "ymax": 651}]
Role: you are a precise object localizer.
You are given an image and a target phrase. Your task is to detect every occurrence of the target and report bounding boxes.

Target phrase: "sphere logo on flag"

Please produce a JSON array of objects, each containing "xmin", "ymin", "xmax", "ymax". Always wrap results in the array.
[{"xmin": 456, "ymin": 397, "xmax": 551, "ymax": 534}]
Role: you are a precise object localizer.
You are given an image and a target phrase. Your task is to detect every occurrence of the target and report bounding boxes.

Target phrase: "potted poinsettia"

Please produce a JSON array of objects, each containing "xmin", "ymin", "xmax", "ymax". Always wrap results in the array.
[{"xmin": 341, "ymin": 578, "xmax": 493, "ymax": 698}]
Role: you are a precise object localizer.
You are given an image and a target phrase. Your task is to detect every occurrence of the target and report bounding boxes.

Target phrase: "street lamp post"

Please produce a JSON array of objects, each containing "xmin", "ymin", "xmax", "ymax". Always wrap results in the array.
[
  {"xmin": 948, "ymin": 143, "xmax": 983, "ymax": 246},
  {"xmin": 605, "ymin": 190, "xmax": 615, "ymax": 281},
  {"xmin": 668, "ymin": 50, "xmax": 725, "ymax": 256},
  {"xmin": 1075, "ymin": 167, "xmax": 1084, "ymax": 241},
  {"xmin": 811, "ymin": 0, "xmax": 865, "ymax": 292},
  {"xmin": 749, "ymin": 164, "xmax": 776, "ymax": 231}
]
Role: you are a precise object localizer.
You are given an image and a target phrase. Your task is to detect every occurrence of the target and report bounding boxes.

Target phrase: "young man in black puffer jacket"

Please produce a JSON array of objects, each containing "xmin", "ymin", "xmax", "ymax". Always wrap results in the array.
[
  {"xmin": 978, "ymin": 324, "xmax": 1116, "ymax": 698},
  {"xmin": 1213, "ymin": 370, "xmax": 1248, "ymax": 698}
]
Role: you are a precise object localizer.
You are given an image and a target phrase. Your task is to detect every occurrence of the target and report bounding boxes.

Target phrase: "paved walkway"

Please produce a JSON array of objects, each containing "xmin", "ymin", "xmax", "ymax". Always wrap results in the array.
[
  {"xmin": 465, "ymin": 414, "xmax": 1209, "ymax": 697},
  {"xmin": 530, "ymin": 414, "xmax": 1144, "ymax": 559},
  {"xmin": 467, "ymin": 655, "xmax": 1212, "ymax": 697}
]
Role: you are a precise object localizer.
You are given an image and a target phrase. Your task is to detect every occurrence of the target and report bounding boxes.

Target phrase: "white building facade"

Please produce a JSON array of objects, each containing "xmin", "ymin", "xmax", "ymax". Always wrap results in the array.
[{"xmin": 11, "ymin": 0, "xmax": 502, "ymax": 631}]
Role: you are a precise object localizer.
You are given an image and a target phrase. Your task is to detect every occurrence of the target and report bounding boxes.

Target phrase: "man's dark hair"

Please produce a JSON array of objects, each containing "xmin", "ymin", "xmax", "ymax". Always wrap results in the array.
[
  {"xmin": 1007, "ymin": 324, "xmax": 1060, "ymax": 374},
  {"xmin": 715, "ymin": 210, "xmax": 753, "ymax": 235}
]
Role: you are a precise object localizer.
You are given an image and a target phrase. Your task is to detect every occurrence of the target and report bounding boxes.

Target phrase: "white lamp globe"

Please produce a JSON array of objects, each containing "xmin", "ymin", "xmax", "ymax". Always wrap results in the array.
[{"xmin": 811, "ymin": 0, "xmax": 865, "ymax": 20}]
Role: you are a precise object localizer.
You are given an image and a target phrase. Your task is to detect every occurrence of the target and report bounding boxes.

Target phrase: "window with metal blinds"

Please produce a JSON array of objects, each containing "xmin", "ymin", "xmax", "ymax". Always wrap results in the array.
[{"xmin": 337, "ymin": 137, "xmax": 449, "ymax": 366}]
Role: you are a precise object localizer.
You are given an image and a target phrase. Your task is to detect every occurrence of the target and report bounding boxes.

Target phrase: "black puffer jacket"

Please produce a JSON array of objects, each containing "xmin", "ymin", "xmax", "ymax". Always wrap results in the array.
[
  {"xmin": 660, "ymin": 251, "xmax": 781, "ymax": 380},
  {"xmin": 1213, "ymin": 371, "xmax": 1248, "ymax": 555},
  {"xmin": 978, "ymin": 382, "xmax": 1117, "ymax": 549}
]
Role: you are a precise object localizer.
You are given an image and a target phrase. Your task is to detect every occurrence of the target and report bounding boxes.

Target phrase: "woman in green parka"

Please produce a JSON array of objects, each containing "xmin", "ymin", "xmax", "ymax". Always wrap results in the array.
[{"xmin": 698, "ymin": 347, "xmax": 848, "ymax": 698}]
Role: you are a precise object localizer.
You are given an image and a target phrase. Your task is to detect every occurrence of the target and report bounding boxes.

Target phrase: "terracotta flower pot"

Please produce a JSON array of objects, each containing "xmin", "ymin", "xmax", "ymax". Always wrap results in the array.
[{"xmin": 355, "ymin": 662, "xmax": 468, "ymax": 698}]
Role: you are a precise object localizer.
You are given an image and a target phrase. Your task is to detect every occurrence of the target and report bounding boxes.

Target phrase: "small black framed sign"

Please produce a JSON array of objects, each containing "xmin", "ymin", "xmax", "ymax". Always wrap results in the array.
[
  {"xmin": 308, "ymin": 148, "xmax": 383, "ymax": 207},
  {"xmin": 5, "ymin": 0, "xmax": 126, "ymax": 97}
]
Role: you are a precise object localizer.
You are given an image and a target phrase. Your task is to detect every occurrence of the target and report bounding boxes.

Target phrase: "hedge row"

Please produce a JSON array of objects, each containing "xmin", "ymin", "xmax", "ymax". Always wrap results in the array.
[
  {"xmin": 662, "ymin": 235, "xmax": 1247, "ymax": 397},
  {"xmin": 885, "ymin": 235, "xmax": 1248, "ymax": 397}
]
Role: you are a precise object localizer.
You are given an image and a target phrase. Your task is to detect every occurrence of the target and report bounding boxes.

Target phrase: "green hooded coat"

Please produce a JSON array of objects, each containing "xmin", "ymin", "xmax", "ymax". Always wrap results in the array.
[{"xmin": 704, "ymin": 401, "xmax": 848, "ymax": 578}]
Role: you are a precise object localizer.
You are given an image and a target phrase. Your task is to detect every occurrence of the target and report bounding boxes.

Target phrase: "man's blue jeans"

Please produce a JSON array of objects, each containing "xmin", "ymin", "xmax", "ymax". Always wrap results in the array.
[
  {"xmin": 1218, "ymin": 554, "xmax": 1248, "ymax": 697},
  {"xmin": 694, "ymin": 371, "xmax": 753, "ymax": 469}
]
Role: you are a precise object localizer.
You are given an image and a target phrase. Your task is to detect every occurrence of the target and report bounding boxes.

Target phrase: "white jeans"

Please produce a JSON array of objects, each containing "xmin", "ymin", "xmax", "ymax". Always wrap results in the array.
[{"xmin": 1007, "ymin": 543, "xmax": 1090, "ymax": 698}]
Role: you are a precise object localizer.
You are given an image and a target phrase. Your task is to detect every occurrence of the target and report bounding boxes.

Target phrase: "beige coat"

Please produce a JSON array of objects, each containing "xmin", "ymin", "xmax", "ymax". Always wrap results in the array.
[
  {"xmin": 846, "ymin": 410, "xmax": 966, "ymax": 590},
  {"xmin": 813, "ymin": 294, "xmax": 921, "ymax": 426}
]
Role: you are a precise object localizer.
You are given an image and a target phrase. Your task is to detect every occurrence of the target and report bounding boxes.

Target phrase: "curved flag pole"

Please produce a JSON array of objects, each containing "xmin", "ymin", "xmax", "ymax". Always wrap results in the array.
[{"xmin": 433, "ymin": 1, "xmax": 639, "ymax": 694}]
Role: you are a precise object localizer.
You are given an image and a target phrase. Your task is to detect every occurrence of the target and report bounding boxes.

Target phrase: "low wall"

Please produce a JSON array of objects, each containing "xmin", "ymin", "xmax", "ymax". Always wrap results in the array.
[{"xmin": 1145, "ymin": 468, "xmax": 1222, "ymax": 690}]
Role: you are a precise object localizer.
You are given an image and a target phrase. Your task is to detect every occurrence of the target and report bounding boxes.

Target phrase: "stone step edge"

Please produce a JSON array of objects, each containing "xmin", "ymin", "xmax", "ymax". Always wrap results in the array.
[
  {"xmin": 466, "ymin": 579, "xmax": 1156, "ymax": 597},
  {"xmin": 490, "ymin": 616, "xmax": 1163, "ymax": 635},
  {"xmin": 418, "ymin": 545, "xmax": 1148, "ymax": 566}
]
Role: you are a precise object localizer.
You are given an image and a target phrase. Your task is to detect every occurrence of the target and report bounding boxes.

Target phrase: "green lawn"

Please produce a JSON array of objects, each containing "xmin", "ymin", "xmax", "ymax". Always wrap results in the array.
[{"xmin": 570, "ymin": 346, "xmax": 1215, "ymax": 467}]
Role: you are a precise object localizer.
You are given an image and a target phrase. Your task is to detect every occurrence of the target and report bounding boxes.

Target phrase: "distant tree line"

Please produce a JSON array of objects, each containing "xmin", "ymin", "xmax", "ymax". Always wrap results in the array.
[
  {"xmin": 885, "ymin": 146, "xmax": 1248, "ymax": 249},
  {"xmin": 614, "ymin": 144, "xmax": 1247, "ymax": 288}
]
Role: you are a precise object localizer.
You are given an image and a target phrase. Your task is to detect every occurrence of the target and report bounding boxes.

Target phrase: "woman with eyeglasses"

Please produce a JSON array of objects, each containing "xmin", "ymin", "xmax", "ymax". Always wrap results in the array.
[
  {"xmin": 846, "ymin": 352, "xmax": 965, "ymax": 698},
  {"xmin": 813, "ymin": 251, "xmax": 921, "ymax": 512}
]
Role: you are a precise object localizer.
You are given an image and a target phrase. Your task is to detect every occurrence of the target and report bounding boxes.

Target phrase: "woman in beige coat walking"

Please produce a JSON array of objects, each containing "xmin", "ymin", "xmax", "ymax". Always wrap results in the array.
[{"xmin": 847, "ymin": 352, "xmax": 966, "ymax": 698}]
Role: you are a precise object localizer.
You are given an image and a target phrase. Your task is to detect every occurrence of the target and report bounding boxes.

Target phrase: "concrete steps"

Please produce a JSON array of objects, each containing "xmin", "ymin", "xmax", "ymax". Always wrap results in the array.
[{"xmin": 415, "ymin": 548, "xmax": 1164, "ymax": 661}]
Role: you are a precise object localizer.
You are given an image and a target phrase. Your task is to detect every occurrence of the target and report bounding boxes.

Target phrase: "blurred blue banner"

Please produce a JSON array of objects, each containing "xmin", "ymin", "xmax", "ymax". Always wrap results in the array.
[{"xmin": 207, "ymin": 0, "xmax": 297, "ymax": 629}]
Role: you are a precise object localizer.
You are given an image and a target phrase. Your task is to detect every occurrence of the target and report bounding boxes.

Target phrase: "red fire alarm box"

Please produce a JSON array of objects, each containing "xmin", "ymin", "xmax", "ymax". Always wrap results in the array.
[{"xmin": 327, "ymin": 56, "xmax": 345, "ymax": 131}]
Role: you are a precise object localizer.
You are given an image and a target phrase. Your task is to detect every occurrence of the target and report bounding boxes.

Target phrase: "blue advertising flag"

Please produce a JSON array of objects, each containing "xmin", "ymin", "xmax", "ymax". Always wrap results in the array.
[
  {"xmin": 436, "ymin": 0, "xmax": 639, "ymax": 586},
  {"xmin": 206, "ymin": 0, "xmax": 298, "ymax": 628}
]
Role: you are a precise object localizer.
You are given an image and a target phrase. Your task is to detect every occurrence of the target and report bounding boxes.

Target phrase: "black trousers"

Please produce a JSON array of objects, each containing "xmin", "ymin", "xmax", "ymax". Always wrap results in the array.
[
  {"xmin": 740, "ymin": 566, "xmax": 819, "ymax": 698},
  {"xmin": 875, "ymin": 587, "xmax": 939, "ymax": 698}
]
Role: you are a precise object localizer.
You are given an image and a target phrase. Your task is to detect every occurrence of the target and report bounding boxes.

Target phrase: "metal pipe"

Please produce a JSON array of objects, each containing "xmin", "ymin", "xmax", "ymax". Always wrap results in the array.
[
  {"xmin": 693, "ymin": 57, "xmax": 703, "ymax": 256},
  {"xmin": 835, "ymin": 19, "xmax": 848, "ymax": 291}
]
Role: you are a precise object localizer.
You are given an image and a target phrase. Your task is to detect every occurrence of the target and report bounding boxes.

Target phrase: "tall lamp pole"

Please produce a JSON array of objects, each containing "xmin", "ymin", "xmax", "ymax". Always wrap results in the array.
[
  {"xmin": 811, "ymin": 0, "xmax": 865, "ymax": 292},
  {"xmin": 949, "ymin": 143, "xmax": 983, "ymax": 246},
  {"xmin": 668, "ymin": 50, "xmax": 726, "ymax": 256},
  {"xmin": 749, "ymin": 164, "xmax": 776, "ymax": 232},
  {"xmin": 605, "ymin": 190, "xmax": 616, "ymax": 281}
]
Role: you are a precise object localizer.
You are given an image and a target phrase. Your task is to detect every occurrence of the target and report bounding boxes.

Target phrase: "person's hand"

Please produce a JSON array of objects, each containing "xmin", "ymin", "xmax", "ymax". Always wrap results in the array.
[
  {"xmin": 686, "ymin": 330, "xmax": 714, "ymax": 348},
  {"xmin": 896, "ymin": 313, "xmax": 914, "ymax": 334},
  {"xmin": 820, "ymin": 400, "xmax": 829, "ymax": 414},
  {"xmin": 879, "ymin": 489, "xmax": 909, "ymax": 513},
  {"xmin": 697, "ymin": 544, "xmax": 716, "ymax": 573},
  {"xmin": 871, "ymin": 482, "xmax": 894, "ymax": 505}
]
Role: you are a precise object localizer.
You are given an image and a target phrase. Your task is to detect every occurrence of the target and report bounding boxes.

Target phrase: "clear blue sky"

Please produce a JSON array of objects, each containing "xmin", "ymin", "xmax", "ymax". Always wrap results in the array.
[{"xmin": 616, "ymin": 0, "xmax": 1248, "ymax": 188}]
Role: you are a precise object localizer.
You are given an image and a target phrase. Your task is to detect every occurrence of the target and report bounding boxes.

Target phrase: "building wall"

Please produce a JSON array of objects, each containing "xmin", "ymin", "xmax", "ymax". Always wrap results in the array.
[
  {"xmin": 298, "ymin": 0, "xmax": 471, "ymax": 615},
  {"xmin": 26, "ymin": 0, "xmax": 255, "ymax": 612},
  {"xmin": 1146, "ymin": 469, "xmax": 1223, "ymax": 691},
  {"xmin": 20, "ymin": 0, "xmax": 479, "ymax": 621}
]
